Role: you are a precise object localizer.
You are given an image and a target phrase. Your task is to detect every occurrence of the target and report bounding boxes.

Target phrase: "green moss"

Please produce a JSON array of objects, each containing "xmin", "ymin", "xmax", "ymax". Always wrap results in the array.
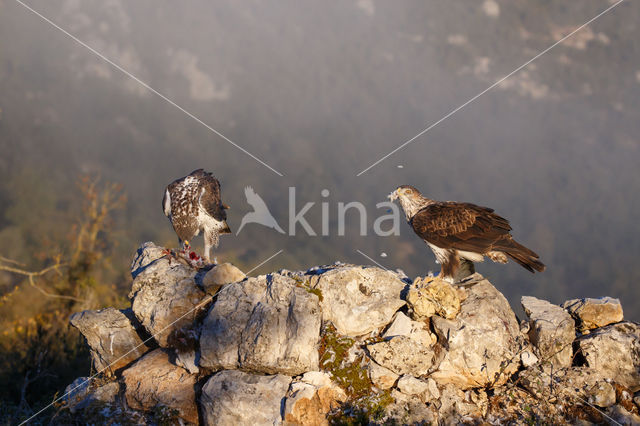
[
  {"xmin": 292, "ymin": 275, "xmax": 324, "ymax": 302},
  {"xmin": 328, "ymin": 390, "xmax": 395, "ymax": 425}
]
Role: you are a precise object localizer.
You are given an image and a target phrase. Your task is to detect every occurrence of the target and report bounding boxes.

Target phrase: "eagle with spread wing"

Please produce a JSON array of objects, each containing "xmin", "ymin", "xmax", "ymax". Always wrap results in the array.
[
  {"xmin": 389, "ymin": 185, "xmax": 545, "ymax": 282},
  {"xmin": 163, "ymin": 169, "xmax": 231, "ymax": 264}
]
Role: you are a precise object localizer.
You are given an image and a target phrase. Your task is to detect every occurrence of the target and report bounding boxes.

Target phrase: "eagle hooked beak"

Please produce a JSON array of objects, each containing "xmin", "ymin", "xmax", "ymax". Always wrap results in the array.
[{"xmin": 388, "ymin": 190, "xmax": 399, "ymax": 202}]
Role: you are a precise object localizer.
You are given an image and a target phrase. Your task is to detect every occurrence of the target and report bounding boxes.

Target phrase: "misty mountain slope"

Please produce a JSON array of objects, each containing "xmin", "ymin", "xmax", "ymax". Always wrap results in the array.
[{"xmin": 0, "ymin": 0, "xmax": 639, "ymax": 317}]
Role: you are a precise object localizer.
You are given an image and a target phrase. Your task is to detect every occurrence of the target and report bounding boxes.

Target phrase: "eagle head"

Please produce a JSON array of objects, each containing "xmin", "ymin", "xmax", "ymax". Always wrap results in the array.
[{"xmin": 389, "ymin": 185, "xmax": 427, "ymax": 219}]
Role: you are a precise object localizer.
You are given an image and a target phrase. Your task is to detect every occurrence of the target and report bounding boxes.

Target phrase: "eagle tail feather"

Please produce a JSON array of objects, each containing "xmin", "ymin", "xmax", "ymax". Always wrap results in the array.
[{"xmin": 495, "ymin": 237, "xmax": 545, "ymax": 273}]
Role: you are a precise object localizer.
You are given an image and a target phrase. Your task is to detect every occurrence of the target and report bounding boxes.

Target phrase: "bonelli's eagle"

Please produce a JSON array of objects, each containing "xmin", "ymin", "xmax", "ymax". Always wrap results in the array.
[
  {"xmin": 163, "ymin": 169, "xmax": 231, "ymax": 264},
  {"xmin": 389, "ymin": 185, "xmax": 545, "ymax": 282}
]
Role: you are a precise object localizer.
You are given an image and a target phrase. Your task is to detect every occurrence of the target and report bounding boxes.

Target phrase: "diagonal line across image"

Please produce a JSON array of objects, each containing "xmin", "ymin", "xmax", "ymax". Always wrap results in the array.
[
  {"xmin": 356, "ymin": 0, "xmax": 627, "ymax": 176},
  {"xmin": 13, "ymin": 0, "xmax": 284, "ymax": 177},
  {"xmin": 19, "ymin": 249, "xmax": 284, "ymax": 425}
]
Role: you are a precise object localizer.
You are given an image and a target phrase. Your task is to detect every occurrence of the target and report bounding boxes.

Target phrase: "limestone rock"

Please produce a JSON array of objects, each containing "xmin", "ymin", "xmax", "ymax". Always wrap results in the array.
[
  {"xmin": 283, "ymin": 372, "xmax": 346, "ymax": 426},
  {"xmin": 430, "ymin": 277, "xmax": 521, "ymax": 389},
  {"xmin": 576, "ymin": 322, "xmax": 640, "ymax": 391},
  {"xmin": 562, "ymin": 297, "xmax": 623, "ymax": 331},
  {"xmin": 201, "ymin": 370, "xmax": 291, "ymax": 426},
  {"xmin": 310, "ymin": 265, "xmax": 406, "ymax": 336},
  {"xmin": 406, "ymin": 276, "xmax": 461, "ymax": 320},
  {"xmin": 200, "ymin": 273, "xmax": 321, "ymax": 375},
  {"xmin": 385, "ymin": 390, "xmax": 436, "ymax": 424},
  {"xmin": 521, "ymin": 350, "xmax": 539, "ymax": 367},
  {"xmin": 397, "ymin": 375, "xmax": 430, "ymax": 397},
  {"xmin": 63, "ymin": 378, "xmax": 120, "ymax": 414},
  {"xmin": 122, "ymin": 349, "xmax": 198, "ymax": 424},
  {"xmin": 588, "ymin": 381, "xmax": 616, "ymax": 408},
  {"xmin": 201, "ymin": 262, "xmax": 246, "ymax": 295},
  {"xmin": 368, "ymin": 361, "xmax": 399, "ymax": 390},
  {"xmin": 434, "ymin": 383, "xmax": 482, "ymax": 423},
  {"xmin": 522, "ymin": 296, "xmax": 575, "ymax": 369},
  {"xmin": 174, "ymin": 350, "xmax": 199, "ymax": 375},
  {"xmin": 367, "ymin": 335, "xmax": 438, "ymax": 376},
  {"xmin": 70, "ymin": 307, "xmax": 151, "ymax": 375},
  {"xmin": 383, "ymin": 311, "xmax": 436, "ymax": 347},
  {"xmin": 129, "ymin": 243, "xmax": 209, "ymax": 347}
]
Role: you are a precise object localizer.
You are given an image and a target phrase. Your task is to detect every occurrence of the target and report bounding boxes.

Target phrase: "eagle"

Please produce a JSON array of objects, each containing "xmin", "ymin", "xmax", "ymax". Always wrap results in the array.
[
  {"xmin": 162, "ymin": 169, "xmax": 231, "ymax": 264},
  {"xmin": 389, "ymin": 185, "xmax": 545, "ymax": 282}
]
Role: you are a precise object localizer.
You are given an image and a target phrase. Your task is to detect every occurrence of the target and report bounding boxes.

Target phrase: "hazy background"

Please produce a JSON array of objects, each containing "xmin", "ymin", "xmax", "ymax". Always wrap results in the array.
[{"xmin": 1, "ymin": 0, "xmax": 640, "ymax": 418}]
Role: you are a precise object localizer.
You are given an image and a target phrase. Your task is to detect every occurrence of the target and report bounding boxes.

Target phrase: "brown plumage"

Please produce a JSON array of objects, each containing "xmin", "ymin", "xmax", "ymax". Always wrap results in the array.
[
  {"xmin": 390, "ymin": 185, "xmax": 545, "ymax": 281},
  {"xmin": 163, "ymin": 169, "xmax": 231, "ymax": 264}
]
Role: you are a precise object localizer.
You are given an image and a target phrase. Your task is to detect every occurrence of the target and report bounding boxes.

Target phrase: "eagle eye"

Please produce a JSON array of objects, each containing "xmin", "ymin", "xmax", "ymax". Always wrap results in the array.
[{"xmin": 405, "ymin": 188, "xmax": 413, "ymax": 194}]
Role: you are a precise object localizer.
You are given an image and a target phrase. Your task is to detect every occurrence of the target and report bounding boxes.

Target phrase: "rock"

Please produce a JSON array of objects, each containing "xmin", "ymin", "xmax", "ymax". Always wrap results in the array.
[
  {"xmin": 383, "ymin": 311, "xmax": 436, "ymax": 347},
  {"xmin": 562, "ymin": 297, "xmax": 624, "ymax": 331},
  {"xmin": 397, "ymin": 375, "xmax": 430, "ymax": 397},
  {"xmin": 608, "ymin": 404, "xmax": 640, "ymax": 425},
  {"xmin": 576, "ymin": 322, "xmax": 640, "ymax": 391},
  {"xmin": 426, "ymin": 378, "xmax": 440, "ymax": 400},
  {"xmin": 200, "ymin": 370, "xmax": 291, "ymax": 426},
  {"xmin": 130, "ymin": 241, "xmax": 169, "ymax": 279},
  {"xmin": 174, "ymin": 350, "xmax": 199, "ymax": 374},
  {"xmin": 430, "ymin": 278, "xmax": 521, "ymax": 389},
  {"xmin": 368, "ymin": 361, "xmax": 399, "ymax": 390},
  {"xmin": 367, "ymin": 335, "xmax": 438, "ymax": 376},
  {"xmin": 70, "ymin": 307, "xmax": 151, "ymax": 375},
  {"xmin": 435, "ymin": 383, "xmax": 482, "ymax": 422},
  {"xmin": 309, "ymin": 265, "xmax": 406, "ymax": 336},
  {"xmin": 201, "ymin": 262, "xmax": 246, "ymax": 295},
  {"xmin": 122, "ymin": 349, "xmax": 198, "ymax": 424},
  {"xmin": 588, "ymin": 381, "xmax": 616, "ymax": 408},
  {"xmin": 406, "ymin": 276, "xmax": 461, "ymax": 320},
  {"xmin": 200, "ymin": 273, "xmax": 321, "ymax": 375},
  {"xmin": 283, "ymin": 372, "xmax": 347, "ymax": 426},
  {"xmin": 521, "ymin": 350, "xmax": 539, "ymax": 367},
  {"xmin": 385, "ymin": 390, "xmax": 436, "ymax": 424},
  {"xmin": 522, "ymin": 296, "xmax": 575, "ymax": 369},
  {"xmin": 129, "ymin": 244, "xmax": 209, "ymax": 348},
  {"xmin": 63, "ymin": 377, "xmax": 120, "ymax": 414}
]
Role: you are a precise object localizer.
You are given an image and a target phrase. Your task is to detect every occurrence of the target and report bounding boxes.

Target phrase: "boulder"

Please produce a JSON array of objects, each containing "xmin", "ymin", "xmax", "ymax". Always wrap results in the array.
[
  {"xmin": 406, "ymin": 277, "xmax": 461, "ymax": 320},
  {"xmin": 310, "ymin": 265, "xmax": 406, "ymax": 336},
  {"xmin": 576, "ymin": 322, "xmax": 640, "ymax": 391},
  {"xmin": 383, "ymin": 311, "xmax": 436, "ymax": 347},
  {"xmin": 63, "ymin": 377, "xmax": 120, "ymax": 414},
  {"xmin": 122, "ymin": 349, "xmax": 198, "ymax": 424},
  {"xmin": 561, "ymin": 297, "xmax": 623, "ymax": 331},
  {"xmin": 396, "ymin": 375, "xmax": 430, "ymax": 397},
  {"xmin": 430, "ymin": 278, "xmax": 521, "ymax": 389},
  {"xmin": 283, "ymin": 372, "xmax": 347, "ymax": 426},
  {"xmin": 201, "ymin": 262, "xmax": 246, "ymax": 295},
  {"xmin": 368, "ymin": 361, "xmax": 399, "ymax": 390},
  {"xmin": 521, "ymin": 296, "xmax": 575, "ymax": 369},
  {"xmin": 70, "ymin": 307, "xmax": 151, "ymax": 375},
  {"xmin": 367, "ymin": 335, "xmax": 438, "ymax": 376},
  {"xmin": 129, "ymin": 243, "xmax": 210, "ymax": 347},
  {"xmin": 200, "ymin": 370, "xmax": 291, "ymax": 426},
  {"xmin": 200, "ymin": 273, "xmax": 321, "ymax": 375},
  {"xmin": 385, "ymin": 390, "xmax": 436, "ymax": 424}
]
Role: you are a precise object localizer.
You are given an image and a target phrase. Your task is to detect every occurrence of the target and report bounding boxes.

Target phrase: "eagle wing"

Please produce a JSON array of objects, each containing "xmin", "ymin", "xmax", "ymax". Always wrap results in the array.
[
  {"xmin": 410, "ymin": 202, "xmax": 512, "ymax": 253},
  {"xmin": 196, "ymin": 171, "xmax": 227, "ymax": 222}
]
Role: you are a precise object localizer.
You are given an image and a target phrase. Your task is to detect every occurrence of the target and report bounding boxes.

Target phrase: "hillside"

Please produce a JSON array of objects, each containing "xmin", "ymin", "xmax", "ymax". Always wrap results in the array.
[{"xmin": 49, "ymin": 242, "xmax": 640, "ymax": 425}]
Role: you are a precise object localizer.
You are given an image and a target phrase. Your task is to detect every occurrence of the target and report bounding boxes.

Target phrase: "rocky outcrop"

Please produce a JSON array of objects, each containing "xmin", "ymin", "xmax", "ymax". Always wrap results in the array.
[
  {"xmin": 430, "ymin": 277, "xmax": 521, "ymax": 389},
  {"xmin": 562, "ymin": 297, "xmax": 624, "ymax": 331},
  {"xmin": 70, "ymin": 307, "xmax": 151, "ymax": 375},
  {"xmin": 522, "ymin": 295, "xmax": 576, "ymax": 368},
  {"xmin": 122, "ymin": 349, "xmax": 198, "ymax": 424},
  {"xmin": 62, "ymin": 243, "xmax": 640, "ymax": 425},
  {"xmin": 576, "ymin": 322, "xmax": 640, "ymax": 391},
  {"xmin": 309, "ymin": 265, "xmax": 406, "ymax": 336},
  {"xmin": 199, "ymin": 272, "xmax": 321, "ymax": 375},
  {"xmin": 129, "ymin": 242, "xmax": 210, "ymax": 347},
  {"xmin": 200, "ymin": 370, "xmax": 291, "ymax": 426}
]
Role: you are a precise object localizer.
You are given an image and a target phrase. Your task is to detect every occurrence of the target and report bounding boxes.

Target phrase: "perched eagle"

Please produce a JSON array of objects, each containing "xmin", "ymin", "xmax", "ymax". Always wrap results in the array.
[
  {"xmin": 162, "ymin": 169, "xmax": 231, "ymax": 264},
  {"xmin": 389, "ymin": 185, "xmax": 545, "ymax": 282}
]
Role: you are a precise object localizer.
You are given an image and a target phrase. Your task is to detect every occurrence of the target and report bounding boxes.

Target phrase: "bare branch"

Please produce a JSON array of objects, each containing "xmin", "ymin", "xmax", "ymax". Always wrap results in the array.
[{"xmin": 0, "ymin": 260, "xmax": 86, "ymax": 303}]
